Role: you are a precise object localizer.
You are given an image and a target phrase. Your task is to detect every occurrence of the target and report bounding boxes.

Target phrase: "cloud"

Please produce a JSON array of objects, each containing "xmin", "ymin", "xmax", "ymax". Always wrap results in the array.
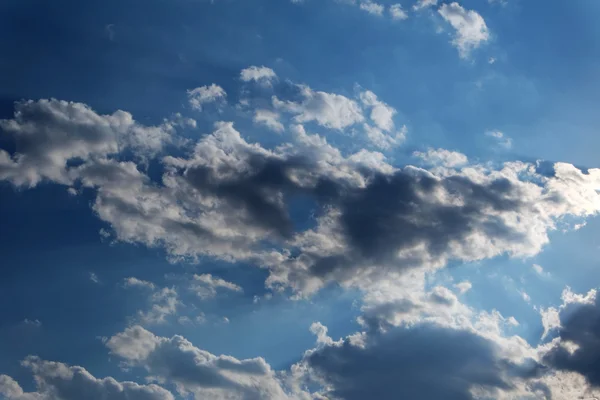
[
  {"xmin": 106, "ymin": 326, "xmax": 295, "ymax": 400},
  {"xmin": 273, "ymin": 85, "xmax": 364, "ymax": 130},
  {"xmin": 541, "ymin": 287, "xmax": 600, "ymax": 388},
  {"xmin": 253, "ymin": 109, "xmax": 284, "ymax": 133},
  {"xmin": 0, "ymin": 357, "xmax": 174, "ymax": 400},
  {"xmin": 454, "ymin": 281, "xmax": 472, "ymax": 294},
  {"xmin": 240, "ymin": 66, "xmax": 277, "ymax": 85},
  {"xmin": 124, "ymin": 277, "xmax": 157, "ymax": 290},
  {"xmin": 136, "ymin": 287, "xmax": 179, "ymax": 325},
  {"xmin": 359, "ymin": 1, "xmax": 384, "ymax": 16},
  {"xmin": 3, "ymin": 98, "xmax": 600, "ymax": 300},
  {"xmin": 413, "ymin": 148, "xmax": 468, "ymax": 167},
  {"xmin": 359, "ymin": 90, "xmax": 397, "ymax": 132},
  {"xmin": 89, "ymin": 272, "xmax": 100, "ymax": 284},
  {"xmin": 187, "ymin": 84, "xmax": 227, "ymax": 111},
  {"xmin": 438, "ymin": 2, "xmax": 490, "ymax": 58},
  {"xmin": 412, "ymin": 0, "xmax": 437, "ymax": 11},
  {"xmin": 190, "ymin": 273, "xmax": 243, "ymax": 299},
  {"xmin": 0, "ymin": 99, "xmax": 173, "ymax": 187},
  {"xmin": 302, "ymin": 322, "xmax": 539, "ymax": 400},
  {"xmin": 389, "ymin": 4, "xmax": 408, "ymax": 20},
  {"xmin": 485, "ymin": 130, "xmax": 513, "ymax": 149}
]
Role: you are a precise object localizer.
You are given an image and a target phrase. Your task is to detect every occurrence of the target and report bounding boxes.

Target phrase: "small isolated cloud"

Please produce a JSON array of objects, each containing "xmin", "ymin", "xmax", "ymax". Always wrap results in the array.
[
  {"xmin": 532, "ymin": 263, "xmax": 551, "ymax": 278},
  {"xmin": 389, "ymin": 4, "xmax": 408, "ymax": 20},
  {"xmin": 89, "ymin": 272, "xmax": 100, "ymax": 284},
  {"xmin": 137, "ymin": 287, "xmax": 179, "ymax": 325},
  {"xmin": 413, "ymin": 148, "xmax": 468, "ymax": 167},
  {"xmin": 253, "ymin": 109, "xmax": 284, "ymax": 133},
  {"xmin": 454, "ymin": 281, "xmax": 472, "ymax": 294},
  {"xmin": 187, "ymin": 84, "xmax": 226, "ymax": 111},
  {"xmin": 438, "ymin": 2, "xmax": 490, "ymax": 58},
  {"xmin": 520, "ymin": 291, "xmax": 531, "ymax": 303},
  {"xmin": 105, "ymin": 24, "xmax": 116, "ymax": 41},
  {"xmin": 485, "ymin": 130, "xmax": 512, "ymax": 149},
  {"xmin": 359, "ymin": 0, "xmax": 384, "ymax": 16},
  {"xmin": 413, "ymin": 0, "xmax": 437, "ymax": 11},
  {"xmin": 190, "ymin": 274, "xmax": 242, "ymax": 299},
  {"xmin": 240, "ymin": 66, "xmax": 277, "ymax": 85},
  {"xmin": 124, "ymin": 277, "xmax": 156, "ymax": 290}
]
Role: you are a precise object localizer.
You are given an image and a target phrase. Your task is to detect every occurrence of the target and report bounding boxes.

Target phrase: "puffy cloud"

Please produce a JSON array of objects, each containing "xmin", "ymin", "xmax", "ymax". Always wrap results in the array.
[
  {"xmin": 454, "ymin": 281, "xmax": 472, "ymax": 294},
  {"xmin": 541, "ymin": 287, "xmax": 600, "ymax": 388},
  {"xmin": 359, "ymin": 90, "xmax": 396, "ymax": 132},
  {"xmin": 359, "ymin": 0, "xmax": 384, "ymax": 16},
  {"xmin": 0, "ymin": 99, "xmax": 175, "ymax": 187},
  {"xmin": 273, "ymin": 85, "xmax": 364, "ymax": 130},
  {"xmin": 0, "ymin": 357, "xmax": 174, "ymax": 400},
  {"xmin": 389, "ymin": 4, "xmax": 408, "ymax": 20},
  {"xmin": 302, "ymin": 322, "xmax": 539, "ymax": 400},
  {"xmin": 3, "ymin": 98, "xmax": 600, "ymax": 300},
  {"xmin": 240, "ymin": 66, "xmax": 277, "ymax": 85},
  {"xmin": 106, "ymin": 326, "xmax": 295, "ymax": 400},
  {"xmin": 190, "ymin": 273, "xmax": 242, "ymax": 299},
  {"xmin": 187, "ymin": 84, "xmax": 227, "ymax": 111},
  {"xmin": 438, "ymin": 3, "xmax": 490, "ymax": 58},
  {"xmin": 413, "ymin": 148, "xmax": 468, "ymax": 167},
  {"xmin": 253, "ymin": 109, "xmax": 284, "ymax": 133}
]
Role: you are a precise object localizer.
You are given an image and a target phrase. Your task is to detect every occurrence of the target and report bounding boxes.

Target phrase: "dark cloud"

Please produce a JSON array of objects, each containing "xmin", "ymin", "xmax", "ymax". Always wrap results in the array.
[
  {"xmin": 543, "ymin": 290, "xmax": 600, "ymax": 387},
  {"xmin": 305, "ymin": 324, "xmax": 539, "ymax": 400}
]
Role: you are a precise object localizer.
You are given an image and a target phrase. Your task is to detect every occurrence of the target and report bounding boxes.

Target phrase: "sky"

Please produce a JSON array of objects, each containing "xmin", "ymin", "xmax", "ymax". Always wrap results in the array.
[{"xmin": 1, "ymin": 0, "xmax": 600, "ymax": 399}]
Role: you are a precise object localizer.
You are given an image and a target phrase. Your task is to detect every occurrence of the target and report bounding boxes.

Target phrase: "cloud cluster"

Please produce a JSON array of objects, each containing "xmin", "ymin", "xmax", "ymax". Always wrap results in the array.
[
  {"xmin": 106, "ymin": 326, "xmax": 296, "ymax": 400},
  {"xmin": 0, "ymin": 357, "xmax": 174, "ymax": 400}
]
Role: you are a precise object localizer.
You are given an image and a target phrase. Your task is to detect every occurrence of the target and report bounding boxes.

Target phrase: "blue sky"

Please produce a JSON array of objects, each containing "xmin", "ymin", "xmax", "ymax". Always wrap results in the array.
[{"xmin": 1, "ymin": 1, "xmax": 600, "ymax": 399}]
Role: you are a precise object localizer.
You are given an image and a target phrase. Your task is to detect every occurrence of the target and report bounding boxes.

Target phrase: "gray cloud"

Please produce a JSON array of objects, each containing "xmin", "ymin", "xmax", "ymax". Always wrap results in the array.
[{"xmin": 0, "ymin": 357, "xmax": 174, "ymax": 400}]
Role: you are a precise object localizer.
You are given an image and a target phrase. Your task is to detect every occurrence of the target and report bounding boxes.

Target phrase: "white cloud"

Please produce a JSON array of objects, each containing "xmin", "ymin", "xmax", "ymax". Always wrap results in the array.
[
  {"xmin": 485, "ymin": 130, "xmax": 512, "ymax": 149},
  {"xmin": 190, "ymin": 273, "xmax": 242, "ymax": 299},
  {"xmin": 137, "ymin": 287, "xmax": 179, "ymax": 325},
  {"xmin": 187, "ymin": 84, "xmax": 226, "ymax": 111},
  {"xmin": 0, "ymin": 357, "xmax": 174, "ymax": 400},
  {"xmin": 438, "ymin": 2, "xmax": 490, "ymax": 58},
  {"xmin": 124, "ymin": 277, "xmax": 156, "ymax": 290},
  {"xmin": 253, "ymin": 109, "xmax": 284, "ymax": 133},
  {"xmin": 240, "ymin": 66, "xmax": 277, "ymax": 85},
  {"xmin": 106, "ymin": 326, "xmax": 296, "ymax": 400},
  {"xmin": 389, "ymin": 4, "xmax": 408, "ymax": 20},
  {"xmin": 413, "ymin": 148, "xmax": 468, "ymax": 167},
  {"xmin": 359, "ymin": 90, "xmax": 397, "ymax": 132},
  {"xmin": 273, "ymin": 85, "xmax": 364, "ymax": 130},
  {"xmin": 359, "ymin": 0, "xmax": 384, "ymax": 16},
  {"xmin": 532, "ymin": 263, "xmax": 551, "ymax": 278},
  {"xmin": 454, "ymin": 281, "xmax": 472, "ymax": 294},
  {"xmin": 412, "ymin": 0, "xmax": 437, "ymax": 11}
]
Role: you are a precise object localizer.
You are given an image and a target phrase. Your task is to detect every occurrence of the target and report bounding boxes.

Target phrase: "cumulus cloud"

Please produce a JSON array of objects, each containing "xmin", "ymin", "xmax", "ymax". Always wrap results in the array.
[
  {"xmin": 124, "ymin": 277, "xmax": 157, "ymax": 290},
  {"xmin": 253, "ymin": 109, "xmax": 284, "ymax": 133},
  {"xmin": 240, "ymin": 66, "xmax": 277, "ymax": 85},
  {"xmin": 106, "ymin": 326, "xmax": 295, "ymax": 400},
  {"xmin": 0, "ymin": 99, "xmax": 176, "ymax": 187},
  {"xmin": 0, "ymin": 357, "xmax": 174, "ymax": 400},
  {"xmin": 301, "ymin": 321, "xmax": 540, "ymax": 400},
  {"xmin": 359, "ymin": 0, "xmax": 384, "ymax": 16},
  {"xmin": 187, "ymin": 84, "xmax": 227, "ymax": 111},
  {"xmin": 273, "ymin": 85, "xmax": 364, "ymax": 130},
  {"xmin": 136, "ymin": 287, "xmax": 179, "ymax": 325},
  {"xmin": 541, "ymin": 287, "xmax": 600, "ymax": 388},
  {"xmin": 438, "ymin": 2, "xmax": 490, "ymax": 58},
  {"xmin": 389, "ymin": 4, "xmax": 408, "ymax": 20}
]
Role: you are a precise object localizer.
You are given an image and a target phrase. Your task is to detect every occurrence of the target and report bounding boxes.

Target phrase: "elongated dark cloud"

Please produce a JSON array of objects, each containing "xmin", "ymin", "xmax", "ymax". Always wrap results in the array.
[{"xmin": 303, "ymin": 323, "xmax": 540, "ymax": 400}]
